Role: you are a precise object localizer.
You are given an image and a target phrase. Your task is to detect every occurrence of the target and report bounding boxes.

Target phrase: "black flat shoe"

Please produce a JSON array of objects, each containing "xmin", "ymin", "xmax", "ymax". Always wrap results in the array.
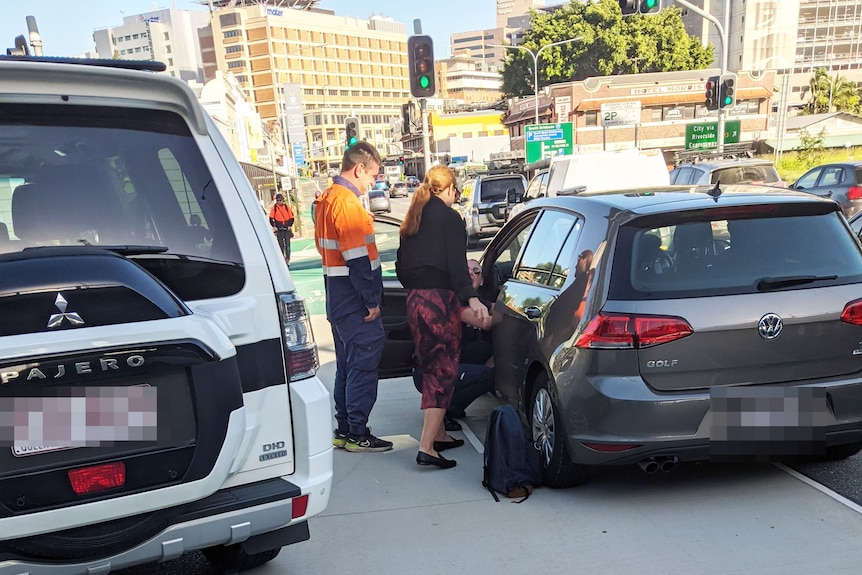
[
  {"xmin": 433, "ymin": 438, "xmax": 464, "ymax": 452},
  {"xmin": 444, "ymin": 415, "xmax": 462, "ymax": 432},
  {"xmin": 416, "ymin": 450, "xmax": 456, "ymax": 468}
]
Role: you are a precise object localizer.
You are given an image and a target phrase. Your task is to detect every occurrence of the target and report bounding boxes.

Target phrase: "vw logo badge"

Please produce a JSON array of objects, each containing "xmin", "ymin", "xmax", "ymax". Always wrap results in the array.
[{"xmin": 758, "ymin": 313, "xmax": 783, "ymax": 340}]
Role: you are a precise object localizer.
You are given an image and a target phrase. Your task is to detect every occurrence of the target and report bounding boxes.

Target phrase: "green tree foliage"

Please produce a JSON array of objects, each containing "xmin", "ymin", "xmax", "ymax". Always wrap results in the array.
[
  {"xmin": 501, "ymin": 0, "xmax": 714, "ymax": 98},
  {"xmin": 795, "ymin": 127, "xmax": 828, "ymax": 167},
  {"xmin": 802, "ymin": 68, "xmax": 861, "ymax": 115}
]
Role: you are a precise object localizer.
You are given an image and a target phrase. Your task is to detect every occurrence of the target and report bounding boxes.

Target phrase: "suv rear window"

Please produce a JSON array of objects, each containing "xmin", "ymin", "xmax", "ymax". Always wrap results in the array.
[
  {"xmin": 479, "ymin": 177, "xmax": 525, "ymax": 203},
  {"xmin": 0, "ymin": 104, "xmax": 243, "ymax": 300},
  {"xmin": 710, "ymin": 164, "xmax": 781, "ymax": 185},
  {"xmin": 609, "ymin": 205, "xmax": 862, "ymax": 299}
]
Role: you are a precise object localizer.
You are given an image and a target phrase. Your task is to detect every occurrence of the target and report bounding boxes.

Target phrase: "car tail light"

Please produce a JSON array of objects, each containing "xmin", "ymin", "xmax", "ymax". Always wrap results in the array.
[
  {"xmin": 68, "ymin": 462, "xmax": 126, "ymax": 495},
  {"xmin": 575, "ymin": 313, "xmax": 693, "ymax": 349},
  {"xmin": 292, "ymin": 494, "xmax": 310, "ymax": 519},
  {"xmin": 278, "ymin": 292, "xmax": 319, "ymax": 381},
  {"xmin": 847, "ymin": 185, "xmax": 862, "ymax": 201},
  {"xmin": 840, "ymin": 299, "xmax": 862, "ymax": 325}
]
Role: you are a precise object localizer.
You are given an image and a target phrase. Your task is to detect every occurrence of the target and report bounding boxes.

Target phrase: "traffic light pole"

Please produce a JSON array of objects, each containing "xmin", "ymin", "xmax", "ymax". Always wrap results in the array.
[
  {"xmin": 672, "ymin": 0, "xmax": 729, "ymax": 152},
  {"xmin": 420, "ymin": 98, "xmax": 431, "ymax": 178}
]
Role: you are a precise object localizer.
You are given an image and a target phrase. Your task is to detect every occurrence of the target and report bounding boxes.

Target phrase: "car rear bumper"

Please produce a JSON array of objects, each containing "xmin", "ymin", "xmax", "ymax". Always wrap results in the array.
[
  {"xmin": 0, "ymin": 475, "xmax": 323, "ymax": 574},
  {"xmin": 560, "ymin": 376, "xmax": 862, "ymax": 466}
]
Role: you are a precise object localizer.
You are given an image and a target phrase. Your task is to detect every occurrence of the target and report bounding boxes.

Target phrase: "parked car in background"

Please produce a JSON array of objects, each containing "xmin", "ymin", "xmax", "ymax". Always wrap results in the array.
[
  {"xmin": 379, "ymin": 183, "xmax": 862, "ymax": 488},
  {"xmin": 368, "ymin": 189, "xmax": 391, "ymax": 213},
  {"xmin": 390, "ymin": 181, "xmax": 408, "ymax": 198},
  {"xmin": 405, "ymin": 175, "xmax": 421, "ymax": 193},
  {"xmin": 670, "ymin": 158, "xmax": 785, "ymax": 187},
  {"xmin": 373, "ymin": 179, "xmax": 390, "ymax": 192},
  {"xmin": 459, "ymin": 173, "xmax": 528, "ymax": 248},
  {"xmin": 788, "ymin": 161, "xmax": 862, "ymax": 217}
]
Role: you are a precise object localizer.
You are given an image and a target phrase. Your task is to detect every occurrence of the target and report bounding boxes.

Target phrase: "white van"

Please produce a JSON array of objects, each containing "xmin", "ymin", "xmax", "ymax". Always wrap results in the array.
[
  {"xmin": 0, "ymin": 57, "xmax": 332, "ymax": 573},
  {"xmin": 543, "ymin": 148, "xmax": 670, "ymax": 198}
]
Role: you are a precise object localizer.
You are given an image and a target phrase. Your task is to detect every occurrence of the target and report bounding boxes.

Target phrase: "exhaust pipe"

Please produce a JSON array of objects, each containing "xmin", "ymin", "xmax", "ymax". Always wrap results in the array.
[
  {"xmin": 638, "ymin": 456, "xmax": 678, "ymax": 474},
  {"xmin": 637, "ymin": 458, "xmax": 659, "ymax": 474}
]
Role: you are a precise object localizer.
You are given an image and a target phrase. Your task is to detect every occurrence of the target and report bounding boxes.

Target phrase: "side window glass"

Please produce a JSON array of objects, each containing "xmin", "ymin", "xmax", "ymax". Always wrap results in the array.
[
  {"xmin": 796, "ymin": 168, "xmax": 822, "ymax": 189},
  {"xmin": 515, "ymin": 210, "xmax": 577, "ymax": 286},
  {"xmin": 374, "ymin": 218, "xmax": 401, "ymax": 280},
  {"xmin": 820, "ymin": 167, "xmax": 844, "ymax": 186},
  {"xmin": 158, "ymin": 149, "xmax": 212, "ymax": 253},
  {"xmin": 548, "ymin": 219, "xmax": 583, "ymax": 289},
  {"xmin": 671, "ymin": 167, "xmax": 689, "ymax": 184}
]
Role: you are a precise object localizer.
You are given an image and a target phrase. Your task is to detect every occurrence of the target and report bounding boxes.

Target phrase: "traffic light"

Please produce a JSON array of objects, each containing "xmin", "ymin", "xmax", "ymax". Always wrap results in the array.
[
  {"xmin": 344, "ymin": 116, "xmax": 360, "ymax": 151},
  {"xmin": 398, "ymin": 156, "xmax": 404, "ymax": 165},
  {"xmin": 407, "ymin": 35, "xmax": 435, "ymax": 98},
  {"xmin": 719, "ymin": 73, "xmax": 737, "ymax": 109},
  {"xmin": 704, "ymin": 75, "xmax": 720, "ymax": 111},
  {"xmin": 619, "ymin": 0, "xmax": 661, "ymax": 14}
]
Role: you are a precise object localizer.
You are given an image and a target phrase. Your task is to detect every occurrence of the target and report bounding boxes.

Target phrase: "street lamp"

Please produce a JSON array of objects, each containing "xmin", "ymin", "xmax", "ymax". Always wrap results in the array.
[{"xmin": 501, "ymin": 36, "xmax": 583, "ymax": 125}]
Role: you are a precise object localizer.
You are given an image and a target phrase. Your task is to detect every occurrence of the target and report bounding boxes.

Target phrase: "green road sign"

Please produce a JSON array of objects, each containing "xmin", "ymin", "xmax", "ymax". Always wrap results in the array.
[
  {"xmin": 525, "ymin": 123, "xmax": 574, "ymax": 164},
  {"xmin": 685, "ymin": 120, "xmax": 741, "ymax": 150}
]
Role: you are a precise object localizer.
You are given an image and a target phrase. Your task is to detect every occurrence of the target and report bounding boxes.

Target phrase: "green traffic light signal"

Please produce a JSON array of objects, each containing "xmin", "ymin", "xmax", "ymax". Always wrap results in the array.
[{"xmin": 419, "ymin": 76, "xmax": 429, "ymax": 89}]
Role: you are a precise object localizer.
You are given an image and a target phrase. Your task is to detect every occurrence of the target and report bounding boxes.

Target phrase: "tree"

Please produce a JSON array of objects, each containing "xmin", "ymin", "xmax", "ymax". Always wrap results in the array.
[
  {"xmin": 795, "ymin": 127, "xmax": 827, "ymax": 167},
  {"xmin": 802, "ymin": 68, "xmax": 861, "ymax": 115},
  {"xmin": 500, "ymin": 0, "xmax": 714, "ymax": 98}
]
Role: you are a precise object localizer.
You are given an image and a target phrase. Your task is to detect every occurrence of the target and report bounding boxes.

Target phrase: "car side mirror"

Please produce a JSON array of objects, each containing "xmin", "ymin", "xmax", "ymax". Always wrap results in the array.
[{"xmin": 507, "ymin": 188, "xmax": 523, "ymax": 204}]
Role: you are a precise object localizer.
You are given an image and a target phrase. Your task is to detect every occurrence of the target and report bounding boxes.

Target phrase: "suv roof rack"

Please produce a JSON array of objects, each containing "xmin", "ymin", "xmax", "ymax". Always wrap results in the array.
[
  {"xmin": 0, "ymin": 55, "xmax": 166, "ymax": 72},
  {"xmin": 674, "ymin": 143, "xmax": 755, "ymax": 166}
]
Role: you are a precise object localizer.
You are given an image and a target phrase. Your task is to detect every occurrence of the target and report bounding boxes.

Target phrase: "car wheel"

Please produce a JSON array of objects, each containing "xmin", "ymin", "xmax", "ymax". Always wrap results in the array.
[
  {"xmin": 530, "ymin": 374, "xmax": 590, "ymax": 488},
  {"xmin": 822, "ymin": 441, "xmax": 862, "ymax": 460},
  {"xmin": 202, "ymin": 545, "xmax": 281, "ymax": 571}
]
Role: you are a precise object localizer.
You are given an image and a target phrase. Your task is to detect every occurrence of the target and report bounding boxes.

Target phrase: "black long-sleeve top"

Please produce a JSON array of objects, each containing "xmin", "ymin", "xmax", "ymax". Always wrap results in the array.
[{"xmin": 396, "ymin": 195, "xmax": 479, "ymax": 304}]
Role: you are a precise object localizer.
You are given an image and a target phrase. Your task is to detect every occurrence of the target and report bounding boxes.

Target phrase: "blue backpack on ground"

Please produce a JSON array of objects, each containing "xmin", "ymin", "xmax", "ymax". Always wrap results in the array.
[{"xmin": 482, "ymin": 404, "xmax": 543, "ymax": 502}]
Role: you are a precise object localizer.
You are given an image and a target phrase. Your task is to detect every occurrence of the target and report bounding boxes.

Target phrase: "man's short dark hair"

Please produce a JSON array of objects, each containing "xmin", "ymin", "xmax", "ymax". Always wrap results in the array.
[{"xmin": 342, "ymin": 141, "xmax": 382, "ymax": 172}]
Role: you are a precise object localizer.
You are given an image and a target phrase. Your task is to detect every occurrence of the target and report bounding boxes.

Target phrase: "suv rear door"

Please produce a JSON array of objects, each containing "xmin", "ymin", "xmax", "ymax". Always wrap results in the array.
[
  {"xmin": 476, "ymin": 175, "xmax": 526, "ymax": 227},
  {"xmin": 606, "ymin": 203, "xmax": 862, "ymax": 393}
]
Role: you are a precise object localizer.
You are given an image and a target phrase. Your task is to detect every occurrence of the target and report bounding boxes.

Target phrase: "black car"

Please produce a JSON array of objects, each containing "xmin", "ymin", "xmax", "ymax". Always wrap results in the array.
[{"xmin": 376, "ymin": 186, "xmax": 862, "ymax": 487}]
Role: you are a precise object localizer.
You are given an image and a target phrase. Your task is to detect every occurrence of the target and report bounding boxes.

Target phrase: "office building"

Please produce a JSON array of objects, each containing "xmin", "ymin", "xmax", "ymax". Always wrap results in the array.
[
  {"xmin": 496, "ymin": 0, "xmax": 546, "ymax": 28},
  {"xmin": 203, "ymin": 1, "xmax": 409, "ymax": 172},
  {"xmin": 436, "ymin": 53, "xmax": 505, "ymax": 106},
  {"xmin": 92, "ymin": 9, "xmax": 210, "ymax": 82}
]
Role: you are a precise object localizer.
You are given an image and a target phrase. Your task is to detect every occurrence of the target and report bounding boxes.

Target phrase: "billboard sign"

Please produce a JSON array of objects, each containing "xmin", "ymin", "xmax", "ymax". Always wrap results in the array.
[{"xmin": 525, "ymin": 123, "xmax": 574, "ymax": 164}]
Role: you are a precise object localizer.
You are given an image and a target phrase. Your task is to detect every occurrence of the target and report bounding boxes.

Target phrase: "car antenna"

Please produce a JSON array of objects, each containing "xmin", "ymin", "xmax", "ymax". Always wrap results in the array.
[{"xmin": 707, "ymin": 180, "xmax": 722, "ymax": 202}]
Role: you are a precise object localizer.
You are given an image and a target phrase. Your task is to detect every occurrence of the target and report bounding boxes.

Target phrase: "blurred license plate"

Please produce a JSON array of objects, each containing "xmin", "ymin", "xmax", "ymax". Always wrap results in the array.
[{"xmin": 709, "ymin": 387, "xmax": 830, "ymax": 459}]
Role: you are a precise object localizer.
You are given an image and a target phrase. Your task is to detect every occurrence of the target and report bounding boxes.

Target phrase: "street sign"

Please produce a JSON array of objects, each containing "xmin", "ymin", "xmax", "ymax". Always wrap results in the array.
[
  {"xmin": 600, "ymin": 101, "xmax": 642, "ymax": 127},
  {"xmin": 293, "ymin": 142, "xmax": 305, "ymax": 166},
  {"xmin": 525, "ymin": 122, "xmax": 574, "ymax": 164},
  {"xmin": 684, "ymin": 120, "xmax": 742, "ymax": 150}
]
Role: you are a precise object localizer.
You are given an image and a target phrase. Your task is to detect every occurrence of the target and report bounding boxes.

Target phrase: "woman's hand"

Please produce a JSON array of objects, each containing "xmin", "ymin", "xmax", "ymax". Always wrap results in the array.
[{"xmin": 468, "ymin": 297, "xmax": 489, "ymax": 324}]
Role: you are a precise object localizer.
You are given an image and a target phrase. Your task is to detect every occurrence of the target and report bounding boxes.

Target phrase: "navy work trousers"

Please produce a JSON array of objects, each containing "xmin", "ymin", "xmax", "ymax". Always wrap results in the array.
[{"xmin": 330, "ymin": 309, "xmax": 385, "ymax": 437}]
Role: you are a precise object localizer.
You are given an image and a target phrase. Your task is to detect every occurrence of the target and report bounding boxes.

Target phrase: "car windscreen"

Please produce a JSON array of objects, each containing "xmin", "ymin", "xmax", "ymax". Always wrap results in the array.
[
  {"xmin": 0, "ymin": 104, "xmax": 244, "ymax": 300},
  {"xmin": 710, "ymin": 164, "xmax": 781, "ymax": 185},
  {"xmin": 609, "ymin": 204, "xmax": 862, "ymax": 300},
  {"xmin": 479, "ymin": 178, "xmax": 525, "ymax": 203}
]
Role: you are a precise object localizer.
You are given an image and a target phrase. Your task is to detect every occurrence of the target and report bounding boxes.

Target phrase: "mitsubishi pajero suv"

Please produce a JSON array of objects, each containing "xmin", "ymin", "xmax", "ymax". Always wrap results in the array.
[{"xmin": 0, "ymin": 57, "xmax": 332, "ymax": 573}]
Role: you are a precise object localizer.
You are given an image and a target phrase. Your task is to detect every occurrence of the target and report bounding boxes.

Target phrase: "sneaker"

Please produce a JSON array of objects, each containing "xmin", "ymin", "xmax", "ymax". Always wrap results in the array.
[
  {"xmin": 345, "ymin": 432, "xmax": 393, "ymax": 453},
  {"xmin": 333, "ymin": 429, "xmax": 349, "ymax": 449}
]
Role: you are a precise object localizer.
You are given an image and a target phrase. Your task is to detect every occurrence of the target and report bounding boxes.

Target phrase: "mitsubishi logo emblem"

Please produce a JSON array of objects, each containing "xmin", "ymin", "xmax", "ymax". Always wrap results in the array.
[{"xmin": 47, "ymin": 293, "xmax": 85, "ymax": 329}]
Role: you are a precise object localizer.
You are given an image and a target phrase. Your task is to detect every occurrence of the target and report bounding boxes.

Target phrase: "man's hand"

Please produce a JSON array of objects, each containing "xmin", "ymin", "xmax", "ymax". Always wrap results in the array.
[{"xmin": 364, "ymin": 306, "xmax": 381, "ymax": 322}]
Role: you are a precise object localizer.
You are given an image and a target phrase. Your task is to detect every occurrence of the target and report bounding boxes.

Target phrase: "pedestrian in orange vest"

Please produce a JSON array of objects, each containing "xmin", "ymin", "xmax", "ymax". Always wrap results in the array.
[{"xmin": 269, "ymin": 193, "xmax": 294, "ymax": 264}]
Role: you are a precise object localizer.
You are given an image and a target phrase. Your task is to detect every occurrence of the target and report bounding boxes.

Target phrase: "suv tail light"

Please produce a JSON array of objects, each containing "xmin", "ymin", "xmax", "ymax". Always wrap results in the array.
[
  {"xmin": 68, "ymin": 462, "xmax": 126, "ymax": 495},
  {"xmin": 847, "ymin": 185, "xmax": 862, "ymax": 201},
  {"xmin": 840, "ymin": 298, "xmax": 862, "ymax": 325},
  {"xmin": 575, "ymin": 313, "xmax": 693, "ymax": 349},
  {"xmin": 278, "ymin": 292, "xmax": 319, "ymax": 381}
]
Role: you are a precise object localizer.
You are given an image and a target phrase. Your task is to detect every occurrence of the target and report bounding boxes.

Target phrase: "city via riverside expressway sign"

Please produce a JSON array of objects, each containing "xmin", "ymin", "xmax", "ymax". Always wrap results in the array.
[
  {"xmin": 525, "ymin": 123, "xmax": 574, "ymax": 164},
  {"xmin": 685, "ymin": 120, "xmax": 741, "ymax": 150}
]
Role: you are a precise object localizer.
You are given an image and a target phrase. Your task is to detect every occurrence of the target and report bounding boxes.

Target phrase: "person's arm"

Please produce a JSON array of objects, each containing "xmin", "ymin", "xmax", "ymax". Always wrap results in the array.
[
  {"xmin": 337, "ymin": 202, "xmax": 382, "ymax": 314},
  {"xmin": 461, "ymin": 305, "xmax": 492, "ymax": 330}
]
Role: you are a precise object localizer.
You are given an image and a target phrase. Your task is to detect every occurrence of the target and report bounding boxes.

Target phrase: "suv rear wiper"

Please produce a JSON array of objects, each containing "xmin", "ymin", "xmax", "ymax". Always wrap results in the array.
[
  {"xmin": 24, "ymin": 244, "xmax": 170, "ymax": 255},
  {"xmin": 756, "ymin": 274, "xmax": 838, "ymax": 291}
]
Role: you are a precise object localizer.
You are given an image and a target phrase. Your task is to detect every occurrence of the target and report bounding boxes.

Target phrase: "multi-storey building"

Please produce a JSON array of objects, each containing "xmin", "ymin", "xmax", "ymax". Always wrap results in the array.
[
  {"xmin": 203, "ymin": 0, "xmax": 410, "ymax": 172},
  {"xmin": 451, "ymin": 28, "xmax": 512, "ymax": 68},
  {"xmin": 435, "ymin": 53, "xmax": 505, "ymax": 106},
  {"xmin": 92, "ymin": 9, "xmax": 209, "ymax": 82},
  {"xmin": 680, "ymin": 0, "xmax": 862, "ymax": 106},
  {"xmin": 496, "ymin": 0, "xmax": 546, "ymax": 28}
]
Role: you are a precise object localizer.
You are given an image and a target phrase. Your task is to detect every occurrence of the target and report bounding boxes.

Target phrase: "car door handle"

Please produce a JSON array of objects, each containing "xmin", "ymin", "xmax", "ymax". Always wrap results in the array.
[{"xmin": 524, "ymin": 305, "xmax": 542, "ymax": 319}]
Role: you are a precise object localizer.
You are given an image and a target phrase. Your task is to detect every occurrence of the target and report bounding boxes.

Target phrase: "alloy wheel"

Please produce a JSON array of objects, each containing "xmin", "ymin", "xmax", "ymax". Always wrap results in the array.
[{"xmin": 532, "ymin": 387, "xmax": 556, "ymax": 466}]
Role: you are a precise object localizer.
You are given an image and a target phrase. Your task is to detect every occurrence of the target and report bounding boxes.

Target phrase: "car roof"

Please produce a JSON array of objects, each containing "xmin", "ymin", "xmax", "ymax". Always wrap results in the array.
[{"xmin": 524, "ymin": 184, "xmax": 838, "ymax": 216}]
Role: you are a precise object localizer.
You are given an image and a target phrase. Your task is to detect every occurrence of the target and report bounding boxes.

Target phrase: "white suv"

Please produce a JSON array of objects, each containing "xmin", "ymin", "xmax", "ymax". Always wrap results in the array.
[{"xmin": 0, "ymin": 58, "xmax": 332, "ymax": 573}]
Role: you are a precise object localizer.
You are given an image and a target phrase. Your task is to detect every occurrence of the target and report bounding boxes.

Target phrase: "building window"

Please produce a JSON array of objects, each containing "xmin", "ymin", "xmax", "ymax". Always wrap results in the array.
[
  {"xmin": 133, "ymin": 34, "xmax": 139, "ymax": 39},
  {"xmin": 650, "ymin": 107, "xmax": 662, "ymax": 122},
  {"xmin": 228, "ymin": 61, "xmax": 243, "ymax": 69},
  {"xmin": 164, "ymin": 32, "xmax": 170, "ymax": 41},
  {"xmin": 165, "ymin": 45, "xmax": 171, "ymax": 54},
  {"xmin": 168, "ymin": 58, "xmax": 173, "ymax": 66},
  {"xmin": 226, "ymin": 45, "xmax": 243, "ymax": 53},
  {"xmin": 219, "ymin": 13, "xmax": 239, "ymax": 27},
  {"xmin": 118, "ymin": 36, "xmax": 124, "ymax": 43},
  {"xmin": 135, "ymin": 47, "xmax": 142, "ymax": 53},
  {"xmin": 585, "ymin": 111, "xmax": 597, "ymax": 126},
  {"xmin": 224, "ymin": 30, "xmax": 241, "ymax": 39},
  {"xmin": 124, "ymin": 36, "xmax": 131, "ymax": 41}
]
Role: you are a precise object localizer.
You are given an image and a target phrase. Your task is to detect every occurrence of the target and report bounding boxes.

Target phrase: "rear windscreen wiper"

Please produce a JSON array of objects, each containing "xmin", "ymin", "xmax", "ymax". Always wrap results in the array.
[
  {"xmin": 24, "ymin": 244, "xmax": 170, "ymax": 256},
  {"xmin": 756, "ymin": 274, "xmax": 838, "ymax": 291}
]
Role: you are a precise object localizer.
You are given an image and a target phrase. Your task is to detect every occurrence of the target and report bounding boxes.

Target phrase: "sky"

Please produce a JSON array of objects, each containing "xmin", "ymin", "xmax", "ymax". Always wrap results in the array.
[{"xmin": 0, "ymin": 0, "xmax": 502, "ymax": 59}]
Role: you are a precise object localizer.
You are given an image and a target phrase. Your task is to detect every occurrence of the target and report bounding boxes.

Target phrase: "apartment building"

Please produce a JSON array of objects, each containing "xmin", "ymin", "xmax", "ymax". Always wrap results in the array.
[
  {"xmin": 92, "ymin": 9, "xmax": 209, "ymax": 82},
  {"xmin": 204, "ymin": 1, "xmax": 410, "ymax": 172},
  {"xmin": 680, "ymin": 0, "xmax": 862, "ymax": 105},
  {"xmin": 435, "ymin": 53, "xmax": 505, "ymax": 105}
]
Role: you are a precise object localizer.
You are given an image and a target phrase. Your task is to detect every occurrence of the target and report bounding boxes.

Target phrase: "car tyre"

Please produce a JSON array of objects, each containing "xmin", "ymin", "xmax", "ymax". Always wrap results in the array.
[
  {"xmin": 202, "ymin": 544, "xmax": 281, "ymax": 571},
  {"xmin": 531, "ymin": 374, "xmax": 590, "ymax": 488}
]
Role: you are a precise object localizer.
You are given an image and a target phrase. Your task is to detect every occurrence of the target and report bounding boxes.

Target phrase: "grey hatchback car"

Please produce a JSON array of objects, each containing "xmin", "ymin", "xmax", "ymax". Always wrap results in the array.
[
  {"xmin": 467, "ymin": 185, "xmax": 862, "ymax": 487},
  {"xmin": 788, "ymin": 161, "xmax": 862, "ymax": 217}
]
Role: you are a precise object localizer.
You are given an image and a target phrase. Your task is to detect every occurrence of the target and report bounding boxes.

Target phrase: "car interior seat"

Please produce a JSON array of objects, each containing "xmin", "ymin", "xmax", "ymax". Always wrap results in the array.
[
  {"xmin": 672, "ymin": 222, "xmax": 715, "ymax": 275},
  {"xmin": 636, "ymin": 233, "xmax": 671, "ymax": 276}
]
